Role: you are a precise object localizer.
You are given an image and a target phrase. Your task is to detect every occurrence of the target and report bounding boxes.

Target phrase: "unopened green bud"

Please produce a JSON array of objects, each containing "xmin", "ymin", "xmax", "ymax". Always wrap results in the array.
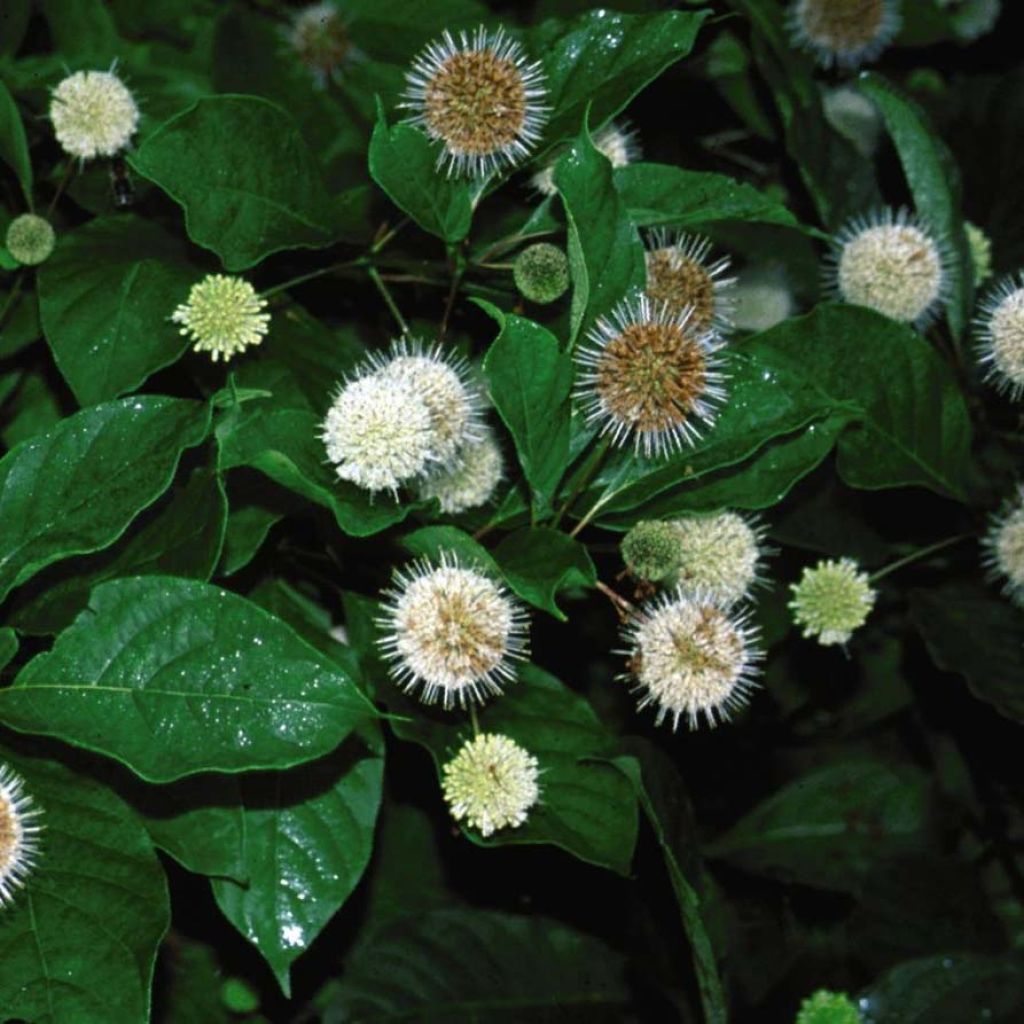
[
  {"xmin": 965, "ymin": 221, "xmax": 993, "ymax": 287},
  {"xmin": 621, "ymin": 520, "xmax": 681, "ymax": 582},
  {"xmin": 5, "ymin": 214, "xmax": 56, "ymax": 266},
  {"xmin": 513, "ymin": 242, "xmax": 570, "ymax": 304}
]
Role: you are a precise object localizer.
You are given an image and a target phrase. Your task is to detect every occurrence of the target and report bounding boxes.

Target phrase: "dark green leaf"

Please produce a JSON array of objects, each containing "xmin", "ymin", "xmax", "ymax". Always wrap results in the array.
[
  {"xmin": 158, "ymin": 937, "xmax": 236, "ymax": 1024},
  {"xmin": 492, "ymin": 527, "xmax": 595, "ymax": 619},
  {"xmin": 37, "ymin": 216, "xmax": 196, "ymax": 406},
  {"xmin": 596, "ymin": 415, "xmax": 847, "ymax": 528},
  {"xmin": 0, "ymin": 740, "xmax": 169, "ymax": 1024},
  {"xmin": 0, "ymin": 286, "xmax": 40, "ymax": 359},
  {"xmin": 343, "ymin": 0, "xmax": 491, "ymax": 64},
  {"xmin": 910, "ymin": 583, "xmax": 1024, "ymax": 723},
  {"xmin": 859, "ymin": 73, "xmax": 972, "ymax": 339},
  {"xmin": 390, "ymin": 663, "xmax": 638, "ymax": 875},
  {"xmin": 0, "ymin": 626, "xmax": 18, "ymax": 673},
  {"xmin": 11, "ymin": 467, "xmax": 228, "ymax": 635},
  {"xmin": 0, "ymin": 79, "xmax": 32, "ymax": 205},
  {"xmin": 368, "ymin": 111, "xmax": 473, "ymax": 243},
  {"xmin": 398, "ymin": 524, "xmax": 499, "ymax": 572},
  {"xmin": 41, "ymin": 0, "xmax": 119, "ymax": 61},
  {"xmin": 481, "ymin": 308, "xmax": 573, "ymax": 514},
  {"xmin": 212, "ymin": 738, "xmax": 384, "ymax": 994},
  {"xmin": 130, "ymin": 96, "xmax": 337, "ymax": 270},
  {"xmin": 728, "ymin": 0, "xmax": 879, "ymax": 228},
  {"xmin": 0, "ymin": 395, "xmax": 211, "ymax": 602},
  {"xmin": 3, "ymin": 576, "xmax": 377, "ymax": 782},
  {"xmin": 860, "ymin": 953, "xmax": 1024, "ymax": 1024},
  {"xmin": 533, "ymin": 9, "xmax": 709, "ymax": 147},
  {"xmin": 707, "ymin": 760, "xmax": 932, "ymax": 892},
  {"xmin": 741, "ymin": 304, "xmax": 971, "ymax": 499},
  {"xmin": 217, "ymin": 403, "xmax": 412, "ymax": 537},
  {"xmin": 322, "ymin": 907, "xmax": 630, "ymax": 1022},
  {"xmin": 615, "ymin": 162, "xmax": 805, "ymax": 232},
  {"xmin": 555, "ymin": 125, "xmax": 645, "ymax": 346},
  {"xmin": 217, "ymin": 484, "xmax": 295, "ymax": 577},
  {"xmin": 615, "ymin": 745, "xmax": 728, "ymax": 1024}
]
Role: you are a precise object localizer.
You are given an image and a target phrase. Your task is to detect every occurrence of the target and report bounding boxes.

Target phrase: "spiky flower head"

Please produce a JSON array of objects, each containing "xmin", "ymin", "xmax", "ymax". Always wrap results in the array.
[
  {"xmin": 621, "ymin": 520, "xmax": 683, "ymax": 583},
  {"xmin": 669, "ymin": 512, "xmax": 766, "ymax": 606},
  {"xmin": 401, "ymin": 26, "xmax": 548, "ymax": 178},
  {"xmin": 795, "ymin": 989, "xmax": 861, "ymax": 1024},
  {"xmin": 442, "ymin": 732, "xmax": 540, "ymax": 837},
  {"xmin": 823, "ymin": 85, "xmax": 881, "ymax": 159},
  {"xmin": 417, "ymin": 428, "xmax": 504, "ymax": 514},
  {"xmin": 788, "ymin": 0, "xmax": 901, "ymax": 70},
  {"xmin": 976, "ymin": 273, "xmax": 1024, "ymax": 400},
  {"xmin": 171, "ymin": 274, "xmax": 270, "ymax": 363},
  {"xmin": 322, "ymin": 374, "xmax": 435, "ymax": 496},
  {"xmin": 0, "ymin": 764, "xmax": 42, "ymax": 908},
  {"xmin": 530, "ymin": 120, "xmax": 639, "ymax": 196},
  {"xmin": 644, "ymin": 231, "xmax": 736, "ymax": 337},
  {"xmin": 288, "ymin": 3, "xmax": 351, "ymax": 85},
  {"xmin": 378, "ymin": 552, "xmax": 529, "ymax": 707},
  {"xmin": 829, "ymin": 208, "xmax": 947, "ymax": 327},
  {"xmin": 575, "ymin": 293, "xmax": 727, "ymax": 458},
  {"xmin": 789, "ymin": 558, "xmax": 876, "ymax": 647},
  {"xmin": 734, "ymin": 264, "xmax": 795, "ymax": 333},
  {"xmin": 5, "ymin": 214, "xmax": 56, "ymax": 266},
  {"xmin": 622, "ymin": 589, "xmax": 761, "ymax": 730},
  {"xmin": 983, "ymin": 487, "xmax": 1024, "ymax": 606},
  {"xmin": 966, "ymin": 221, "xmax": 993, "ymax": 287},
  {"xmin": 49, "ymin": 69, "xmax": 139, "ymax": 160},
  {"xmin": 370, "ymin": 339, "xmax": 486, "ymax": 467},
  {"xmin": 513, "ymin": 242, "xmax": 570, "ymax": 304}
]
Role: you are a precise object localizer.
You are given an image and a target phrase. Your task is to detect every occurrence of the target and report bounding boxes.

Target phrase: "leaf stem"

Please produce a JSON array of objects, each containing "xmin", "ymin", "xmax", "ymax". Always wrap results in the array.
[
  {"xmin": 469, "ymin": 704, "xmax": 481, "ymax": 737},
  {"xmin": 868, "ymin": 533, "xmax": 972, "ymax": 583},
  {"xmin": 45, "ymin": 159, "xmax": 76, "ymax": 217},
  {"xmin": 368, "ymin": 265, "xmax": 409, "ymax": 336},
  {"xmin": 0, "ymin": 273, "xmax": 25, "ymax": 334},
  {"xmin": 551, "ymin": 436, "xmax": 611, "ymax": 531},
  {"xmin": 262, "ymin": 258, "xmax": 365, "ymax": 298}
]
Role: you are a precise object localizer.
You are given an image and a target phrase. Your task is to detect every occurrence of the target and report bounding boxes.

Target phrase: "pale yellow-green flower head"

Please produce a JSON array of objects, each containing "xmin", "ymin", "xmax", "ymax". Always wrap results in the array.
[
  {"xmin": 795, "ymin": 989, "xmax": 861, "ymax": 1024},
  {"xmin": 976, "ymin": 273, "xmax": 1024, "ymax": 400},
  {"xmin": 983, "ymin": 487, "xmax": 1024, "ymax": 606},
  {"xmin": 0, "ymin": 763, "xmax": 42, "ymax": 908},
  {"xmin": 669, "ymin": 511, "xmax": 766, "ymax": 606},
  {"xmin": 789, "ymin": 558, "xmax": 875, "ymax": 646},
  {"xmin": 171, "ymin": 274, "xmax": 270, "ymax": 363},
  {"xmin": 788, "ymin": 0, "xmax": 901, "ymax": 70},
  {"xmin": 49, "ymin": 69, "xmax": 139, "ymax": 160},
  {"xmin": 5, "ymin": 214, "xmax": 56, "ymax": 266},
  {"xmin": 442, "ymin": 732, "xmax": 540, "ymax": 837}
]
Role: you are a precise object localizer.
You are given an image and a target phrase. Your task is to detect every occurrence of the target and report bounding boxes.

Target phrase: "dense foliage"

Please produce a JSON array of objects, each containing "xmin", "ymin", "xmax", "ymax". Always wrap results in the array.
[{"xmin": 0, "ymin": 1, "xmax": 1022, "ymax": 1022}]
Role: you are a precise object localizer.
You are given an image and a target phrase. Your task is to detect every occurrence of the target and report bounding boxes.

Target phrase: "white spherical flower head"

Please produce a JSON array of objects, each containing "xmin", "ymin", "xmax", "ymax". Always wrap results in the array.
[
  {"xmin": 623, "ymin": 589, "xmax": 761, "ymax": 730},
  {"xmin": 378, "ymin": 553, "xmax": 529, "ymax": 707},
  {"xmin": 418, "ymin": 429, "xmax": 504, "ymax": 514},
  {"xmin": 171, "ymin": 274, "xmax": 270, "ymax": 363},
  {"xmin": 442, "ymin": 732, "xmax": 540, "ymax": 837},
  {"xmin": 288, "ymin": 3, "xmax": 352, "ymax": 85},
  {"xmin": 50, "ymin": 69, "xmax": 139, "ymax": 160},
  {"xmin": 645, "ymin": 231, "xmax": 737, "ymax": 337},
  {"xmin": 788, "ymin": 0, "xmax": 901, "ymax": 69},
  {"xmin": 373, "ymin": 340, "xmax": 485, "ymax": 467},
  {"xmin": 322, "ymin": 374, "xmax": 435, "ymax": 496},
  {"xmin": 789, "ymin": 557, "xmax": 876, "ymax": 647},
  {"xmin": 530, "ymin": 120, "xmax": 639, "ymax": 196},
  {"xmin": 830, "ymin": 208, "xmax": 947, "ymax": 326},
  {"xmin": 575, "ymin": 293, "xmax": 727, "ymax": 458},
  {"xmin": 733, "ymin": 265, "xmax": 795, "ymax": 333},
  {"xmin": 977, "ymin": 274, "xmax": 1024, "ymax": 400},
  {"xmin": 402, "ymin": 25, "xmax": 548, "ymax": 178},
  {"xmin": 984, "ymin": 488, "xmax": 1024, "ymax": 605},
  {"xmin": 670, "ymin": 512, "xmax": 766, "ymax": 606},
  {"xmin": 0, "ymin": 764, "xmax": 42, "ymax": 908}
]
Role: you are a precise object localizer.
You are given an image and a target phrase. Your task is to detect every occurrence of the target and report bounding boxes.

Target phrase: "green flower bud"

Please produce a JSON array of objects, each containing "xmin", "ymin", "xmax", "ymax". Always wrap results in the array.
[
  {"xmin": 621, "ymin": 520, "xmax": 681, "ymax": 582},
  {"xmin": 5, "ymin": 214, "xmax": 56, "ymax": 266},
  {"xmin": 795, "ymin": 989, "xmax": 860, "ymax": 1024},
  {"xmin": 513, "ymin": 242, "xmax": 570, "ymax": 304}
]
